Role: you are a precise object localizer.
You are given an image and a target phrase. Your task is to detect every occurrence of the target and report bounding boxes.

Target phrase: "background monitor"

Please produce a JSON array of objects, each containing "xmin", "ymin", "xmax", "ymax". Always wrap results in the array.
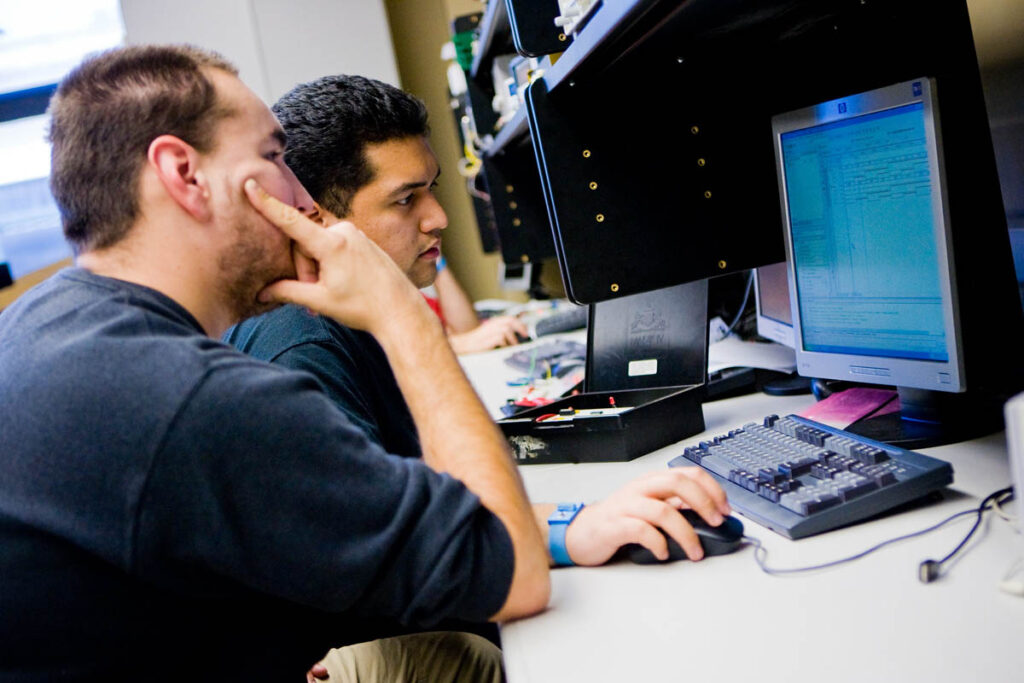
[
  {"xmin": 753, "ymin": 261, "xmax": 794, "ymax": 348},
  {"xmin": 773, "ymin": 77, "xmax": 1020, "ymax": 447}
]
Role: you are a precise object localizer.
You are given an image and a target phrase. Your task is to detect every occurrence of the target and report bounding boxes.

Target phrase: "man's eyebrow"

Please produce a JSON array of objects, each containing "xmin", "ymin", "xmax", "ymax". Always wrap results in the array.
[
  {"xmin": 387, "ymin": 169, "xmax": 442, "ymax": 198},
  {"xmin": 270, "ymin": 128, "xmax": 287, "ymax": 148}
]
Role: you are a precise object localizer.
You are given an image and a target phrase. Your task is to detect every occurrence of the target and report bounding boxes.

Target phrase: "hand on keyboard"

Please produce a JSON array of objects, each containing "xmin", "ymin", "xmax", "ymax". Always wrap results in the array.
[{"xmin": 448, "ymin": 315, "xmax": 529, "ymax": 354}]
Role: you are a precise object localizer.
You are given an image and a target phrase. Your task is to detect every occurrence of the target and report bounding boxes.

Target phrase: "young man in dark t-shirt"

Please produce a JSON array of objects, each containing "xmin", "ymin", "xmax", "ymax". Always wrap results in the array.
[
  {"xmin": 0, "ymin": 49, "xmax": 729, "ymax": 681},
  {"xmin": 0, "ymin": 46, "xmax": 550, "ymax": 681}
]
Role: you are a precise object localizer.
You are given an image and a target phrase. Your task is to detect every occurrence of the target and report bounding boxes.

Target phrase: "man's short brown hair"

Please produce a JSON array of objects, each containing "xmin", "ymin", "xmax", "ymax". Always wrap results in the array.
[{"xmin": 48, "ymin": 44, "xmax": 238, "ymax": 254}]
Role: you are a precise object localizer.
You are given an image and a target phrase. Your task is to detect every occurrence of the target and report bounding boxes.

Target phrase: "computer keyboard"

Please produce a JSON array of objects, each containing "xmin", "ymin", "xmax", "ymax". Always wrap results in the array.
[
  {"xmin": 668, "ymin": 414, "xmax": 954, "ymax": 539},
  {"xmin": 504, "ymin": 339, "xmax": 586, "ymax": 378},
  {"xmin": 532, "ymin": 305, "xmax": 588, "ymax": 337}
]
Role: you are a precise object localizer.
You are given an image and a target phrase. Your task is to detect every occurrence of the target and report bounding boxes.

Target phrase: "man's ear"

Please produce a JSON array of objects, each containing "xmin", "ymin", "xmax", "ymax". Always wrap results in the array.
[{"xmin": 147, "ymin": 135, "xmax": 212, "ymax": 221}]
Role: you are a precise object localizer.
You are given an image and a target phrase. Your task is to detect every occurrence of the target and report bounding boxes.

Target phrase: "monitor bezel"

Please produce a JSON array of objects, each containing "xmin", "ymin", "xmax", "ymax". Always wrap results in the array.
[{"xmin": 772, "ymin": 77, "xmax": 965, "ymax": 393}]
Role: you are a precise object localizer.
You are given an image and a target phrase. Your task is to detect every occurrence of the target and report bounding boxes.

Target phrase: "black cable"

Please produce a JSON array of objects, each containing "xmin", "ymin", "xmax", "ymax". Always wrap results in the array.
[
  {"xmin": 918, "ymin": 486, "xmax": 1014, "ymax": 583},
  {"xmin": 721, "ymin": 270, "xmax": 754, "ymax": 339},
  {"xmin": 743, "ymin": 486, "xmax": 1014, "ymax": 578}
]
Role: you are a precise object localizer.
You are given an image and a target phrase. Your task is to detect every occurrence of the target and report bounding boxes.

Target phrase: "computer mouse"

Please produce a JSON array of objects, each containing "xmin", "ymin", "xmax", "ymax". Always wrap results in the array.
[{"xmin": 620, "ymin": 509, "xmax": 744, "ymax": 564}]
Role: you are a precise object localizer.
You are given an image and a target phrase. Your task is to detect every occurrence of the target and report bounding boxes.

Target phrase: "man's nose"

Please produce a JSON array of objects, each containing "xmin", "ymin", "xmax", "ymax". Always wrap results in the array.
[{"xmin": 422, "ymin": 194, "xmax": 448, "ymax": 233}]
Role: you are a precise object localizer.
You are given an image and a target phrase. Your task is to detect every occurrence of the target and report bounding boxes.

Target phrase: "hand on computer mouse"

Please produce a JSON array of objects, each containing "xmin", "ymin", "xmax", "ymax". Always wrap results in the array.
[
  {"xmin": 562, "ymin": 468, "xmax": 731, "ymax": 566},
  {"xmin": 621, "ymin": 509, "xmax": 745, "ymax": 564}
]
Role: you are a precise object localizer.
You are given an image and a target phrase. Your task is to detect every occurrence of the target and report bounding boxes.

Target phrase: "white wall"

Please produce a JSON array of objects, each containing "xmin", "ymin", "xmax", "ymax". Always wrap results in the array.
[{"xmin": 119, "ymin": 0, "xmax": 399, "ymax": 104}]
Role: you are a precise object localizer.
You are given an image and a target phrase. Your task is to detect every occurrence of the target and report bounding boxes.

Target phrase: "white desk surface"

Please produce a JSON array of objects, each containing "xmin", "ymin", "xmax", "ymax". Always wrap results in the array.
[{"xmin": 460, "ymin": 350, "xmax": 1024, "ymax": 683}]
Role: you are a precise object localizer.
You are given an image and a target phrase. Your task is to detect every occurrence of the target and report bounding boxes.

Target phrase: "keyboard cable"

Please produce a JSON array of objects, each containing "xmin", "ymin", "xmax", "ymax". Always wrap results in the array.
[{"xmin": 742, "ymin": 486, "xmax": 1014, "ymax": 582}]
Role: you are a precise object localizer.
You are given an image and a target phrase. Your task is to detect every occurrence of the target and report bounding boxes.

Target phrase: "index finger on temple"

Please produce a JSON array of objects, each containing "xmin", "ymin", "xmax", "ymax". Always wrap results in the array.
[{"xmin": 244, "ymin": 178, "xmax": 326, "ymax": 253}]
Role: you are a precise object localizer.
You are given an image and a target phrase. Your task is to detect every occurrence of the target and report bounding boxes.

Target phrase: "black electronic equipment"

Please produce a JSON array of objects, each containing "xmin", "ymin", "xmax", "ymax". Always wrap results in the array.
[{"xmin": 499, "ymin": 280, "xmax": 708, "ymax": 464}]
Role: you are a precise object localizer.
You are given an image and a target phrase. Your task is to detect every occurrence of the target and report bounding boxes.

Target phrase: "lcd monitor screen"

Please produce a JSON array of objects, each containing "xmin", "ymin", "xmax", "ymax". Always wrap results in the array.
[{"xmin": 772, "ymin": 78, "xmax": 964, "ymax": 393}]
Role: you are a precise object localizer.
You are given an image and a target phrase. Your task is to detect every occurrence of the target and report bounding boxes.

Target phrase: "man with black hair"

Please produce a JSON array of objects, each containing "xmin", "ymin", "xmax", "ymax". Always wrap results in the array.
[{"xmin": 226, "ymin": 74, "xmax": 531, "ymax": 458}]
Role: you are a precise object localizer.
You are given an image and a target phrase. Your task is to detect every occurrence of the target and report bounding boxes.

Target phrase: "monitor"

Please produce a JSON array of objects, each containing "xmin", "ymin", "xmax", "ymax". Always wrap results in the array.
[
  {"xmin": 753, "ymin": 261, "xmax": 794, "ymax": 348},
  {"xmin": 773, "ymin": 77, "xmax": 1020, "ymax": 447}
]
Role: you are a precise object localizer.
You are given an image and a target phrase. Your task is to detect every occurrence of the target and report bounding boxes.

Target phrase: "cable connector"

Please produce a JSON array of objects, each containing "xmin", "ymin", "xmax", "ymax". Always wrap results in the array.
[{"xmin": 918, "ymin": 559, "xmax": 941, "ymax": 583}]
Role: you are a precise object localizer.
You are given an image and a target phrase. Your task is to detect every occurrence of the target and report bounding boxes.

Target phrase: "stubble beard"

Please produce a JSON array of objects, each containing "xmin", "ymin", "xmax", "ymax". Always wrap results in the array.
[{"xmin": 218, "ymin": 212, "xmax": 296, "ymax": 324}]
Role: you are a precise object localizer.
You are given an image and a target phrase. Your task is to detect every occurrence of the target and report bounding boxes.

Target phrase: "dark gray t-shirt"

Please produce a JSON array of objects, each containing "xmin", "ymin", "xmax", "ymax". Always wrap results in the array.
[{"xmin": 0, "ymin": 268, "xmax": 513, "ymax": 681}]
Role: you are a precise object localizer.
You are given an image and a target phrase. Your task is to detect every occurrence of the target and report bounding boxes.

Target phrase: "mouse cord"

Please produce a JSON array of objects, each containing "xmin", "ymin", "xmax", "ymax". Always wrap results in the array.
[{"xmin": 744, "ymin": 486, "xmax": 1013, "ymax": 577}]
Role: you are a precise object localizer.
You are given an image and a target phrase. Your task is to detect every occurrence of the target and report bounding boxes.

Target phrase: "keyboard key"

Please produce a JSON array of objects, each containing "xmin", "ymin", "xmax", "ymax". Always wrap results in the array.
[
  {"xmin": 779, "ymin": 458, "xmax": 815, "ymax": 477},
  {"xmin": 801, "ymin": 493, "xmax": 841, "ymax": 515},
  {"xmin": 837, "ymin": 478, "xmax": 880, "ymax": 501}
]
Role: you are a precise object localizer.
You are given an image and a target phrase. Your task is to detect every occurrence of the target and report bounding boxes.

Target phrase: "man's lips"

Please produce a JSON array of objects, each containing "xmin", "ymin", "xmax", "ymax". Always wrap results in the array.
[{"xmin": 419, "ymin": 245, "xmax": 440, "ymax": 259}]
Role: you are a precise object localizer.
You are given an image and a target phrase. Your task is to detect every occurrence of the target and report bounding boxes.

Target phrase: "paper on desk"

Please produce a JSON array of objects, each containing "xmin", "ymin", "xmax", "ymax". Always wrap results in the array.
[
  {"xmin": 707, "ymin": 336, "xmax": 797, "ymax": 375},
  {"xmin": 798, "ymin": 387, "xmax": 900, "ymax": 429}
]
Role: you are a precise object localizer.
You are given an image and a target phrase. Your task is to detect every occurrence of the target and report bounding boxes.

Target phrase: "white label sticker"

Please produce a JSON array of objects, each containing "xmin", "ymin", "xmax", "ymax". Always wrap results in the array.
[{"xmin": 628, "ymin": 359, "xmax": 658, "ymax": 377}]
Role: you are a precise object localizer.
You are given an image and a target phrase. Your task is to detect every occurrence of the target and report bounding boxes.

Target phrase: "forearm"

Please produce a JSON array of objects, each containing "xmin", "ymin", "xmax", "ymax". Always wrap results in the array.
[
  {"xmin": 239, "ymin": 187, "xmax": 549, "ymax": 617},
  {"xmin": 373, "ymin": 303, "xmax": 550, "ymax": 619},
  {"xmin": 433, "ymin": 267, "xmax": 479, "ymax": 333}
]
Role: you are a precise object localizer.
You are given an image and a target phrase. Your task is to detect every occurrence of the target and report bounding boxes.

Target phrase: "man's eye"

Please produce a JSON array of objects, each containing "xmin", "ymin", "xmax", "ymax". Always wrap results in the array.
[
  {"xmin": 264, "ymin": 150, "xmax": 283, "ymax": 162},
  {"xmin": 396, "ymin": 195, "xmax": 413, "ymax": 206}
]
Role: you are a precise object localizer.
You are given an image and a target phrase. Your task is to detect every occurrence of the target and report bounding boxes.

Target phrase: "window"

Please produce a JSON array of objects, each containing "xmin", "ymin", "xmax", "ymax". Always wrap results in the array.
[{"xmin": 0, "ymin": 0, "xmax": 123, "ymax": 282}]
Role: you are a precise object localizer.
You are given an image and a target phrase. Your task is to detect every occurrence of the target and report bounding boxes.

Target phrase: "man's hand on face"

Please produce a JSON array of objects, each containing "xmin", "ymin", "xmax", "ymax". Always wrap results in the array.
[{"xmin": 245, "ymin": 178, "xmax": 430, "ymax": 336}]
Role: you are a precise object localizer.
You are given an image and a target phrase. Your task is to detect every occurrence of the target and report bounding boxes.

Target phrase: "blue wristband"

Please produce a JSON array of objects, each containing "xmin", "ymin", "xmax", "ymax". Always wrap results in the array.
[
  {"xmin": 547, "ymin": 503, "xmax": 585, "ymax": 566},
  {"xmin": 436, "ymin": 254, "xmax": 447, "ymax": 271}
]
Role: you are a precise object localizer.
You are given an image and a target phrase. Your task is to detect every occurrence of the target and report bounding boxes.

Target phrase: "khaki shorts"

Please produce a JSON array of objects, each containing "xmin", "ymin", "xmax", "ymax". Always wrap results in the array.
[{"xmin": 318, "ymin": 631, "xmax": 504, "ymax": 683}]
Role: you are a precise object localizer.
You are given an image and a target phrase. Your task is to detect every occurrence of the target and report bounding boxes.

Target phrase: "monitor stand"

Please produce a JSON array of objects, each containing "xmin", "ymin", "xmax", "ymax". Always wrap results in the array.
[
  {"xmin": 844, "ymin": 386, "xmax": 1006, "ymax": 450},
  {"xmin": 761, "ymin": 372, "xmax": 813, "ymax": 397}
]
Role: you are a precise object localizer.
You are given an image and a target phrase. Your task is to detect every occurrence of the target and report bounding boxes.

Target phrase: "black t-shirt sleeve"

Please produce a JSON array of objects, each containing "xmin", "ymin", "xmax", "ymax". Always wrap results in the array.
[
  {"xmin": 135, "ymin": 359, "xmax": 514, "ymax": 627},
  {"xmin": 272, "ymin": 338, "xmax": 389, "ymax": 448}
]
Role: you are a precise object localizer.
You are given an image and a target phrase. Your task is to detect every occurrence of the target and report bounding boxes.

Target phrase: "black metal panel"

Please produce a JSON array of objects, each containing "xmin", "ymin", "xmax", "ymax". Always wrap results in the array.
[
  {"xmin": 448, "ymin": 87, "xmax": 501, "ymax": 254},
  {"xmin": 469, "ymin": 173, "xmax": 502, "ymax": 254},
  {"xmin": 465, "ymin": 76, "xmax": 500, "ymax": 138},
  {"xmin": 586, "ymin": 279, "xmax": 708, "ymax": 392},
  {"xmin": 526, "ymin": 74, "xmax": 783, "ymax": 304},
  {"xmin": 480, "ymin": 136, "xmax": 557, "ymax": 266},
  {"xmin": 506, "ymin": 0, "xmax": 568, "ymax": 57},
  {"xmin": 470, "ymin": 0, "xmax": 514, "ymax": 79},
  {"xmin": 525, "ymin": 0, "xmax": 1009, "ymax": 309}
]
